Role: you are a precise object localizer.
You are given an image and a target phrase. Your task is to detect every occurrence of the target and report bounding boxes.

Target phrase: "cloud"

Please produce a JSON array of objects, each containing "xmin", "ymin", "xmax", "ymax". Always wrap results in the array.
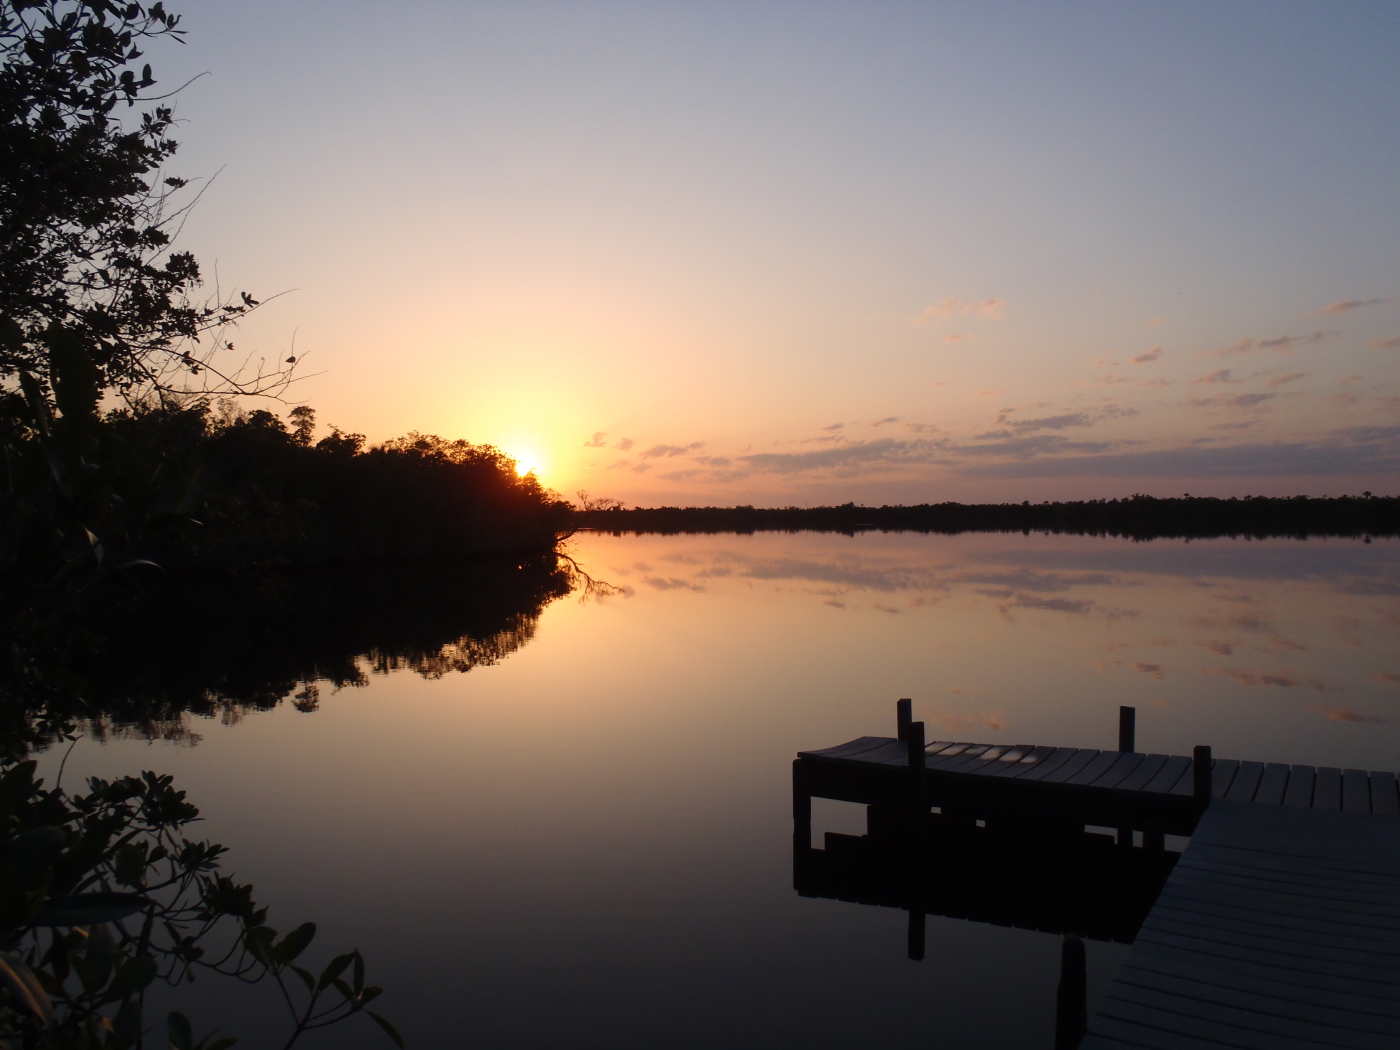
[
  {"xmin": 1370, "ymin": 337, "xmax": 1400, "ymax": 350},
  {"xmin": 943, "ymin": 334, "xmax": 962, "ymax": 343},
  {"xmin": 741, "ymin": 438, "xmax": 922, "ymax": 474},
  {"xmin": 1188, "ymin": 393, "xmax": 1276, "ymax": 409},
  {"xmin": 640, "ymin": 442, "xmax": 705, "ymax": 459},
  {"xmin": 920, "ymin": 297, "xmax": 1006, "ymax": 322},
  {"xmin": 657, "ymin": 469, "xmax": 703, "ymax": 482},
  {"xmin": 1189, "ymin": 369, "xmax": 1236, "ymax": 386},
  {"xmin": 822, "ymin": 422, "xmax": 845, "ymax": 432},
  {"xmin": 995, "ymin": 411, "xmax": 1095, "ymax": 432},
  {"xmin": 1308, "ymin": 706, "xmax": 1388, "ymax": 723},
  {"xmin": 904, "ymin": 423, "xmax": 940, "ymax": 433},
  {"xmin": 630, "ymin": 463, "xmax": 651, "ymax": 474},
  {"xmin": 614, "ymin": 437, "xmax": 634, "ymax": 451},
  {"xmin": 1131, "ymin": 346, "xmax": 1162, "ymax": 364},
  {"xmin": 1133, "ymin": 662, "xmax": 1166, "ymax": 680},
  {"xmin": 1318, "ymin": 298, "xmax": 1389, "ymax": 315},
  {"xmin": 966, "ymin": 426, "xmax": 1400, "ymax": 478},
  {"xmin": 1205, "ymin": 331, "xmax": 1331, "ymax": 357},
  {"xmin": 642, "ymin": 576, "xmax": 704, "ymax": 592},
  {"xmin": 606, "ymin": 459, "xmax": 630, "ymax": 470},
  {"xmin": 1147, "ymin": 317, "xmax": 1166, "ymax": 328},
  {"xmin": 1266, "ymin": 373, "xmax": 1306, "ymax": 388},
  {"xmin": 870, "ymin": 416, "xmax": 899, "ymax": 427},
  {"xmin": 583, "ymin": 431, "xmax": 607, "ymax": 448}
]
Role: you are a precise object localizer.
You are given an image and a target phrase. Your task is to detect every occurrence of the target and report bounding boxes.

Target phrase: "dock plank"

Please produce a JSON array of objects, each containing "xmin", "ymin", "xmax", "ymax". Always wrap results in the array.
[
  {"xmin": 1060, "ymin": 750, "xmax": 1123, "ymax": 786},
  {"xmin": 1141, "ymin": 754, "xmax": 1191, "ymax": 794},
  {"xmin": 1283, "ymin": 765, "xmax": 1316, "ymax": 808},
  {"xmin": 1373, "ymin": 772, "xmax": 1399, "ymax": 819},
  {"xmin": 1254, "ymin": 763, "xmax": 1291, "ymax": 806},
  {"xmin": 1115, "ymin": 754, "xmax": 1170, "ymax": 794},
  {"xmin": 1210, "ymin": 759, "xmax": 1240, "ymax": 799},
  {"xmin": 1313, "ymin": 767, "xmax": 1343, "ymax": 810},
  {"xmin": 1020, "ymin": 747, "xmax": 1098, "ymax": 783},
  {"xmin": 1084, "ymin": 801, "xmax": 1400, "ymax": 1050},
  {"xmin": 1343, "ymin": 769, "xmax": 1371, "ymax": 814},
  {"xmin": 1224, "ymin": 760, "xmax": 1265, "ymax": 802}
]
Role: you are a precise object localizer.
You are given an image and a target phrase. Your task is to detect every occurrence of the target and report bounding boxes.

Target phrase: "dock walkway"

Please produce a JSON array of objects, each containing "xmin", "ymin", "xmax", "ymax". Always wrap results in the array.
[{"xmin": 1081, "ymin": 800, "xmax": 1400, "ymax": 1050}]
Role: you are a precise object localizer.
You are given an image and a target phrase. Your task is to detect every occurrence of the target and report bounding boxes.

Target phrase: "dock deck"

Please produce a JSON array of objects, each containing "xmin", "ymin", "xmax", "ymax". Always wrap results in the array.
[
  {"xmin": 793, "ymin": 704, "xmax": 1400, "ymax": 1049},
  {"xmin": 1081, "ymin": 800, "xmax": 1400, "ymax": 1050}
]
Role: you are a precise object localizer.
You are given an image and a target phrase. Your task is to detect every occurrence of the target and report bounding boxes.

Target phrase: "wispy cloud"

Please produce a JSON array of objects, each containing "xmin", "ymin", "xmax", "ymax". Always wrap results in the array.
[
  {"xmin": 1189, "ymin": 369, "xmax": 1237, "ymax": 386},
  {"xmin": 1370, "ymin": 337, "xmax": 1400, "ymax": 350},
  {"xmin": 1147, "ymin": 317, "xmax": 1166, "ymax": 328},
  {"xmin": 1204, "ymin": 330, "xmax": 1332, "ymax": 357},
  {"xmin": 1266, "ymin": 372, "xmax": 1306, "ymax": 388},
  {"xmin": 583, "ymin": 431, "xmax": 607, "ymax": 448},
  {"xmin": 1188, "ymin": 392, "xmax": 1275, "ymax": 409},
  {"xmin": 822, "ymin": 422, "xmax": 845, "ymax": 432},
  {"xmin": 1308, "ymin": 706, "xmax": 1388, "ymax": 723},
  {"xmin": 870, "ymin": 416, "xmax": 899, "ymax": 427},
  {"xmin": 1317, "ymin": 298, "xmax": 1389, "ymax": 316},
  {"xmin": 1131, "ymin": 346, "xmax": 1162, "ymax": 364},
  {"xmin": 640, "ymin": 442, "xmax": 705, "ymax": 459},
  {"xmin": 920, "ymin": 297, "xmax": 1006, "ymax": 322}
]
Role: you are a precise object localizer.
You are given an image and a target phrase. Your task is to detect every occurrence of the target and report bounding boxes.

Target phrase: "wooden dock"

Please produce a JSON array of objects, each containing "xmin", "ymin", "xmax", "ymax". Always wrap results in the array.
[
  {"xmin": 793, "ymin": 702, "xmax": 1400, "ymax": 1049},
  {"xmin": 1081, "ymin": 800, "xmax": 1400, "ymax": 1050}
]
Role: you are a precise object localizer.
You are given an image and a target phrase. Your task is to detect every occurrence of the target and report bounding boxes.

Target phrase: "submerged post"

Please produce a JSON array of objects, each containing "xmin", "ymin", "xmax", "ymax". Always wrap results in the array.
[
  {"xmin": 1054, "ymin": 934, "xmax": 1087, "ymax": 1050},
  {"xmin": 896, "ymin": 698, "xmax": 912, "ymax": 742},
  {"xmin": 1118, "ymin": 705, "xmax": 1136, "ymax": 753},
  {"xmin": 1193, "ymin": 745, "xmax": 1213, "ymax": 805}
]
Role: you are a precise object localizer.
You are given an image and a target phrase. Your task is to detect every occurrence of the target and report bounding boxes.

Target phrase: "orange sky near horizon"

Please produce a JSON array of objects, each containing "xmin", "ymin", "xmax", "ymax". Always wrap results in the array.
[{"xmin": 153, "ymin": 1, "xmax": 1398, "ymax": 506}]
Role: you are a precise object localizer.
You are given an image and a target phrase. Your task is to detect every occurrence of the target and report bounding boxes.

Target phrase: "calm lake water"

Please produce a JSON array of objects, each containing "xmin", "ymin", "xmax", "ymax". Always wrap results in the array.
[{"xmin": 39, "ymin": 530, "xmax": 1400, "ymax": 1048}]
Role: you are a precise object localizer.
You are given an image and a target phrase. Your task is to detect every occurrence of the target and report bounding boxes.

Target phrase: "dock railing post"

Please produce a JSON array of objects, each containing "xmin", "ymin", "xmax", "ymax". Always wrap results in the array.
[
  {"xmin": 907, "ymin": 719, "xmax": 926, "ymax": 806},
  {"xmin": 1118, "ymin": 705, "xmax": 1136, "ymax": 754},
  {"xmin": 1193, "ymin": 745, "xmax": 1213, "ymax": 806},
  {"xmin": 897, "ymin": 698, "xmax": 912, "ymax": 742}
]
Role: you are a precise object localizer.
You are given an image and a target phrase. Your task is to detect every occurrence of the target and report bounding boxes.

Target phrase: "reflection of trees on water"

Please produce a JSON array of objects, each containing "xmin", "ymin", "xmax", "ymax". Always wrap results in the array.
[{"xmin": 9, "ymin": 553, "xmax": 594, "ymax": 750}]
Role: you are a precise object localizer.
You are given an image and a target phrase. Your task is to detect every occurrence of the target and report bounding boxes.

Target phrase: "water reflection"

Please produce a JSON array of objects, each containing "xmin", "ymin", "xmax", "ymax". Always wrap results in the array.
[
  {"xmin": 10, "ymin": 553, "xmax": 575, "ymax": 749},
  {"xmin": 32, "ymin": 531, "xmax": 1400, "ymax": 1048}
]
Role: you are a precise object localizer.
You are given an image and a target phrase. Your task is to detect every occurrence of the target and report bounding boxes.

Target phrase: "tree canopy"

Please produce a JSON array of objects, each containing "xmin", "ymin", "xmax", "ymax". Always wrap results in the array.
[{"xmin": 0, "ymin": 0, "xmax": 287, "ymax": 400}]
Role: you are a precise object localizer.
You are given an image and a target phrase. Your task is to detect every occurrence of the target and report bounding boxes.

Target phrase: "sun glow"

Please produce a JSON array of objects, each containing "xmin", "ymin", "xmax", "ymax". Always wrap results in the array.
[{"xmin": 507, "ymin": 446, "xmax": 544, "ymax": 479}]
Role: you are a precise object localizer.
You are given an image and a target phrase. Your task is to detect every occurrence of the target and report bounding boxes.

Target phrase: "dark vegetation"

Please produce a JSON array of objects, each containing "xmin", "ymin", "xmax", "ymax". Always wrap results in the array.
[{"xmin": 578, "ymin": 494, "xmax": 1399, "ymax": 541}]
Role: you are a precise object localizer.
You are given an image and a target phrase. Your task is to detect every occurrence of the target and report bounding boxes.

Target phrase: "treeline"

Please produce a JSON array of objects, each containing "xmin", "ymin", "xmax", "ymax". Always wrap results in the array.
[
  {"xmin": 576, "ymin": 494, "xmax": 1399, "ymax": 541},
  {"xmin": 108, "ymin": 402, "xmax": 573, "ymax": 568}
]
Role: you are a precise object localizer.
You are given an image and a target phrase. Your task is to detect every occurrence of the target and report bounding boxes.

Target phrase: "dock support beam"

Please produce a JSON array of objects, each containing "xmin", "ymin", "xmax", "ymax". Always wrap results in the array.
[{"xmin": 792, "ymin": 760, "xmax": 811, "ymax": 848}]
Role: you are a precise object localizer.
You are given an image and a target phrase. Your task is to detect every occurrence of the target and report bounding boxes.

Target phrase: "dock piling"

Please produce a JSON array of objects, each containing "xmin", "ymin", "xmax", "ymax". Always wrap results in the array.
[
  {"xmin": 1054, "ymin": 933, "xmax": 1087, "ymax": 1050},
  {"xmin": 1118, "ymin": 706, "xmax": 1135, "ymax": 754},
  {"xmin": 896, "ymin": 698, "xmax": 912, "ymax": 741},
  {"xmin": 1193, "ymin": 745, "xmax": 1213, "ymax": 804}
]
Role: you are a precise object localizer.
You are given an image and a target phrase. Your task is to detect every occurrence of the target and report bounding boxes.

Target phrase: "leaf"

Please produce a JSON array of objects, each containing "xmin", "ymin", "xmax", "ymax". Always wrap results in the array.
[
  {"xmin": 273, "ymin": 921, "xmax": 315, "ymax": 965},
  {"xmin": 44, "ymin": 324, "xmax": 99, "ymax": 426},
  {"xmin": 105, "ymin": 955, "xmax": 158, "ymax": 1000},
  {"xmin": 288, "ymin": 964, "xmax": 314, "ymax": 992},
  {"xmin": 316, "ymin": 952, "xmax": 354, "ymax": 991},
  {"xmin": 0, "ymin": 952, "xmax": 54, "ymax": 1027},
  {"xmin": 167, "ymin": 1010, "xmax": 193, "ymax": 1050},
  {"xmin": 17, "ymin": 371, "xmax": 52, "ymax": 437},
  {"xmin": 31, "ymin": 891, "xmax": 151, "ymax": 926},
  {"xmin": 366, "ymin": 1011, "xmax": 405, "ymax": 1048}
]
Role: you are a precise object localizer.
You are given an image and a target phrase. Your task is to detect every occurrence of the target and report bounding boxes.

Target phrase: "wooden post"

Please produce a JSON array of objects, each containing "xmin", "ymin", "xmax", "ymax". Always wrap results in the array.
[
  {"xmin": 1193, "ymin": 745, "xmax": 1213, "ymax": 805},
  {"xmin": 792, "ymin": 760, "xmax": 811, "ymax": 847},
  {"xmin": 897, "ymin": 698, "xmax": 912, "ymax": 742},
  {"xmin": 907, "ymin": 906, "xmax": 926, "ymax": 962},
  {"xmin": 1118, "ymin": 705, "xmax": 1136, "ymax": 753},
  {"xmin": 1054, "ymin": 934, "xmax": 1087, "ymax": 1050},
  {"xmin": 907, "ymin": 720, "xmax": 926, "ymax": 797}
]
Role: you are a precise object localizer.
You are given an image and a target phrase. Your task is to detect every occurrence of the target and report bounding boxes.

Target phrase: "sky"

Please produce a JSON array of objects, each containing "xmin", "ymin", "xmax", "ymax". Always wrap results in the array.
[{"xmin": 151, "ymin": 0, "xmax": 1399, "ymax": 505}]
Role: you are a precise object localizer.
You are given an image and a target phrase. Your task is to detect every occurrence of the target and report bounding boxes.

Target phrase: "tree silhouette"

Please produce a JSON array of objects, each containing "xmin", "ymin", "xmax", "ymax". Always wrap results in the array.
[{"xmin": 0, "ymin": 0, "xmax": 291, "ymax": 401}]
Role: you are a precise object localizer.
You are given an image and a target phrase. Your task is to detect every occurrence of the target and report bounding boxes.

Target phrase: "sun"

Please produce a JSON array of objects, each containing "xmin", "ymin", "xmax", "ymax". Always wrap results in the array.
[{"xmin": 507, "ymin": 446, "xmax": 544, "ymax": 478}]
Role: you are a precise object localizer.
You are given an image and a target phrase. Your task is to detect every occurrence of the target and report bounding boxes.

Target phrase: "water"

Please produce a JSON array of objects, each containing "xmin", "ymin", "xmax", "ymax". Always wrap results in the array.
[{"xmin": 37, "ymin": 531, "xmax": 1400, "ymax": 1048}]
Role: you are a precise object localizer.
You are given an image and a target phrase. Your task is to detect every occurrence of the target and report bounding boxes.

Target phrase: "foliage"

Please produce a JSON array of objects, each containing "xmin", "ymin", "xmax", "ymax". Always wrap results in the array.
[
  {"xmin": 0, "ymin": 756, "xmax": 401, "ymax": 1048},
  {"xmin": 0, "ymin": 326, "xmax": 198, "ymax": 648},
  {"xmin": 0, "ymin": 0, "xmax": 289, "ymax": 401}
]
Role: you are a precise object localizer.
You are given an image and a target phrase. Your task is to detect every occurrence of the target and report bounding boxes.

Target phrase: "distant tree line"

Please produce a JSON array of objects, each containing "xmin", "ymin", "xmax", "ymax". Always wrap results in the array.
[{"xmin": 576, "ymin": 494, "xmax": 1398, "ymax": 541}]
